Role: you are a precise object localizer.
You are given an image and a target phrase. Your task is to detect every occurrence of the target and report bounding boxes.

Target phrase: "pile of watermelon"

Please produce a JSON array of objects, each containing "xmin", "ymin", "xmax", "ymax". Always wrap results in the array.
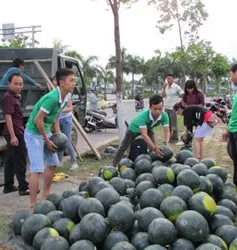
[{"xmin": 11, "ymin": 146, "xmax": 237, "ymax": 250}]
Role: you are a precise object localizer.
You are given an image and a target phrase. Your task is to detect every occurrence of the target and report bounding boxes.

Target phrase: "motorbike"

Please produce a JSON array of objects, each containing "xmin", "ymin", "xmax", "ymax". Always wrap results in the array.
[
  {"xmin": 206, "ymin": 97, "xmax": 231, "ymax": 124},
  {"xmin": 83, "ymin": 103, "xmax": 128, "ymax": 133},
  {"xmin": 135, "ymin": 99, "xmax": 144, "ymax": 112}
]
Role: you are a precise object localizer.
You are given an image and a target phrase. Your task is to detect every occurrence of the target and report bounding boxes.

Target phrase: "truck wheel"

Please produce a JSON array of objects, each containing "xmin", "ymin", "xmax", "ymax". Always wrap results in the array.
[{"xmin": 71, "ymin": 125, "xmax": 79, "ymax": 146}]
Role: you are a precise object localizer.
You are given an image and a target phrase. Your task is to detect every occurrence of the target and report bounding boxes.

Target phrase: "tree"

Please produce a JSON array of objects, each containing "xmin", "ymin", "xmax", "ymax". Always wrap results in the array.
[
  {"xmin": 53, "ymin": 38, "xmax": 69, "ymax": 52},
  {"xmin": 149, "ymin": 0, "xmax": 208, "ymax": 50},
  {"xmin": 0, "ymin": 34, "xmax": 37, "ymax": 48},
  {"xmin": 106, "ymin": 0, "xmax": 137, "ymax": 144}
]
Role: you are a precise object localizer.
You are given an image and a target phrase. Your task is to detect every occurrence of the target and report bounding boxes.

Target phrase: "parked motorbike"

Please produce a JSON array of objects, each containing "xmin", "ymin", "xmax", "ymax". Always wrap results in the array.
[
  {"xmin": 83, "ymin": 103, "xmax": 128, "ymax": 133},
  {"xmin": 206, "ymin": 97, "xmax": 231, "ymax": 124},
  {"xmin": 135, "ymin": 99, "xmax": 144, "ymax": 112}
]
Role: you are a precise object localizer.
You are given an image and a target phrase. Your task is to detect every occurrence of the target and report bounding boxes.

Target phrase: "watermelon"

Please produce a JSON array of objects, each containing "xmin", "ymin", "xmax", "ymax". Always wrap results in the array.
[
  {"xmin": 135, "ymin": 173, "xmax": 154, "ymax": 186},
  {"xmin": 140, "ymin": 188, "xmax": 164, "ymax": 209},
  {"xmin": 217, "ymin": 199, "xmax": 237, "ymax": 215},
  {"xmin": 199, "ymin": 176, "xmax": 213, "ymax": 195},
  {"xmin": 46, "ymin": 211, "xmax": 65, "ymax": 225},
  {"xmin": 158, "ymin": 184, "xmax": 175, "ymax": 198},
  {"xmin": 135, "ymin": 180, "xmax": 156, "ymax": 199},
  {"xmin": 134, "ymin": 154, "xmax": 151, "ymax": 164},
  {"xmin": 53, "ymin": 218, "xmax": 75, "ymax": 241},
  {"xmin": 201, "ymin": 158, "xmax": 216, "ymax": 168},
  {"xmin": 137, "ymin": 207, "xmax": 164, "ymax": 232},
  {"xmin": 60, "ymin": 195, "xmax": 85, "ymax": 223},
  {"xmin": 47, "ymin": 193, "xmax": 63, "ymax": 209},
  {"xmin": 88, "ymin": 177, "xmax": 104, "ymax": 193},
  {"xmin": 79, "ymin": 213, "xmax": 110, "ymax": 244},
  {"xmin": 184, "ymin": 157, "xmax": 199, "ymax": 167},
  {"xmin": 143, "ymin": 245, "xmax": 167, "ymax": 250},
  {"xmin": 160, "ymin": 196, "xmax": 187, "ymax": 222},
  {"xmin": 196, "ymin": 243, "xmax": 221, "ymax": 250},
  {"xmin": 11, "ymin": 210, "xmax": 30, "ymax": 235},
  {"xmin": 203, "ymin": 234, "xmax": 228, "ymax": 250},
  {"xmin": 170, "ymin": 238, "xmax": 195, "ymax": 250},
  {"xmin": 78, "ymin": 181, "xmax": 90, "ymax": 193},
  {"xmin": 62, "ymin": 188, "xmax": 79, "ymax": 198},
  {"xmin": 215, "ymin": 205, "xmax": 234, "ymax": 220},
  {"xmin": 102, "ymin": 166, "xmax": 118, "ymax": 180},
  {"xmin": 129, "ymin": 220, "xmax": 141, "ymax": 238},
  {"xmin": 209, "ymin": 214, "xmax": 234, "ymax": 233},
  {"xmin": 188, "ymin": 192, "xmax": 216, "ymax": 219},
  {"xmin": 34, "ymin": 200, "xmax": 56, "ymax": 215},
  {"xmin": 148, "ymin": 218, "xmax": 177, "ymax": 246},
  {"xmin": 69, "ymin": 240, "xmax": 96, "ymax": 250},
  {"xmin": 118, "ymin": 158, "xmax": 134, "ymax": 171},
  {"xmin": 151, "ymin": 160, "xmax": 163, "ymax": 168},
  {"xmin": 90, "ymin": 181, "xmax": 113, "ymax": 197},
  {"xmin": 78, "ymin": 191, "xmax": 89, "ymax": 199},
  {"xmin": 171, "ymin": 185, "xmax": 194, "ymax": 203},
  {"xmin": 112, "ymin": 241, "xmax": 136, "ymax": 250},
  {"xmin": 176, "ymin": 169, "xmax": 200, "ymax": 192},
  {"xmin": 135, "ymin": 159, "xmax": 153, "ymax": 175},
  {"xmin": 152, "ymin": 167, "xmax": 175, "ymax": 185},
  {"xmin": 192, "ymin": 163, "xmax": 208, "ymax": 176},
  {"xmin": 176, "ymin": 150, "xmax": 193, "ymax": 164},
  {"xmin": 108, "ymin": 202, "xmax": 135, "ymax": 233},
  {"xmin": 208, "ymin": 166, "xmax": 228, "ymax": 183},
  {"xmin": 21, "ymin": 214, "xmax": 52, "ymax": 245},
  {"xmin": 124, "ymin": 179, "xmax": 135, "ymax": 188},
  {"xmin": 40, "ymin": 236, "xmax": 69, "ymax": 250},
  {"xmin": 175, "ymin": 210, "xmax": 209, "ymax": 243},
  {"xmin": 69, "ymin": 223, "xmax": 81, "ymax": 245},
  {"xmin": 95, "ymin": 188, "xmax": 120, "ymax": 214},
  {"xmin": 215, "ymin": 225, "xmax": 237, "ymax": 246},
  {"xmin": 120, "ymin": 168, "xmax": 136, "ymax": 181},
  {"xmin": 103, "ymin": 231, "xmax": 129, "ymax": 250},
  {"xmin": 131, "ymin": 232, "xmax": 150, "ymax": 250},
  {"xmin": 109, "ymin": 177, "xmax": 127, "ymax": 195},
  {"xmin": 78, "ymin": 197, "xmax": 105, "ymax": 218},
  {"xmin": 229, "ymin": 238, "xmax": 237, "ymax": 250},
  {"xmin": 150, "ymin": 146, "xmax": 174, "ymax": 162},
  {"xmin": 33, "ymin": 227, "xmax": 59, "ymax": 250},
  {"xmin": 126, "ymin": 188, "xmax": 136, "ymax": 201},
  {"xmin": 49, "ymin": 132, "xmax": 68, "ymax": 152}
]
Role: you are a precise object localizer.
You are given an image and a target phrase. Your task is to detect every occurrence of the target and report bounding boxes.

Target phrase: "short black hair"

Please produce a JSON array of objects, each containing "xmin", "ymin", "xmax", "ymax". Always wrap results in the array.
[
  {"xmin": 55, "ymin": 68, "xmax": 74, "ymax": 86},
  {"xmin": 167, "ymin": 73, "xmax": 174, "ymax": 78},
  {"xmin": 12, "ymin": 58, "xmax": 24, "ymax": 68},
  {"xmin": 230, "ymin": 64, "xmax": 237, "ymax": 73},
  {"xmin": 8, "ymin": 73, "xmax": 22, "ymax": 83},
  {"xmin": 149, "ymin": 95, "xmax": 164, "ymax": 107}
]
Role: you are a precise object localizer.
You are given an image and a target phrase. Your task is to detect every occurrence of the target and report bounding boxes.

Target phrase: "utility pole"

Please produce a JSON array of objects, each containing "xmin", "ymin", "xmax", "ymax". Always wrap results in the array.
[{"xmin": 0, "ymin": 24, "xmax": 42, "ymax": 48}]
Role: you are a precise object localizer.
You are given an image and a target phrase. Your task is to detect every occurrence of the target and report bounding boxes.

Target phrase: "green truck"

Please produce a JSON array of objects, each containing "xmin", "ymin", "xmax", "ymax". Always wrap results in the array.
[{"xmin": 0, "ymin": 48, "xmax": 87, "ymax": 166}]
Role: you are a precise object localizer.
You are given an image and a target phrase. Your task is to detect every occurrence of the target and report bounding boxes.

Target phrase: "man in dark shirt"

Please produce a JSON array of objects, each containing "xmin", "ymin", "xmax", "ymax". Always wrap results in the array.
[{"xmin": 2, "ymin": 73, "xmax": 29, "ymax": 195}]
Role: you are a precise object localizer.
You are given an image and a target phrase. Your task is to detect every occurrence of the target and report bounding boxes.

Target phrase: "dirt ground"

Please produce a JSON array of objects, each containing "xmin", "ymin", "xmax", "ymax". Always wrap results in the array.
[{"xmin": 0, "ymin": 123, "xmax": 233, "ymax": 249}]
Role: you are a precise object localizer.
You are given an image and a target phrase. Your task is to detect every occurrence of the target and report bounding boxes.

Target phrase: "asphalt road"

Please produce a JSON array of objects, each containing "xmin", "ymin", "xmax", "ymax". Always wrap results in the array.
[{"xmin": 76, "ymin": 99, "xmax": 149, "ymax": 154}]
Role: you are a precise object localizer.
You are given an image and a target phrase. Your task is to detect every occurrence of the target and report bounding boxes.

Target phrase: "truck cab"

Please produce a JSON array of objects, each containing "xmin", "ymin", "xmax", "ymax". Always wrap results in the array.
[{"xmin": 0, "ymin": 48, "xmax": 87, "ymax": 158}]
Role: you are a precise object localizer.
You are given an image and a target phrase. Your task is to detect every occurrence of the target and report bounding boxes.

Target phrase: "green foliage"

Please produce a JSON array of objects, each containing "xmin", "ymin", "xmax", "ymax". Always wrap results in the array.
[
  {"xmin": 0, "ymin": 34, "xmax": 36, "ymax": 48},
  {"xmin": 149, "ymin": 0, "xmax": 208, "ymax": 49}
]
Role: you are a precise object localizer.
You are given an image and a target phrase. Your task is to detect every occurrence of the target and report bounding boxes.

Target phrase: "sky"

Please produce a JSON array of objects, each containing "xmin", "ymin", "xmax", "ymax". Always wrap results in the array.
[{"xmin": 0, "ymin": 0, "xmax": 237, "ymax": 67}]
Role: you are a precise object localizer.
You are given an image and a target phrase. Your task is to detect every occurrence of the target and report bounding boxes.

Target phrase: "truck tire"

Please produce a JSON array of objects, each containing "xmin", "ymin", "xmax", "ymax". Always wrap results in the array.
[{"xmin": 71, "ymin": 125, "xmax": 79, "ymax": 146}]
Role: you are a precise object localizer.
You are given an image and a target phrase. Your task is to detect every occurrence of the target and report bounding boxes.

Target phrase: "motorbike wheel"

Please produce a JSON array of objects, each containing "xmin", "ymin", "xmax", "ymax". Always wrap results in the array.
[
  {"xmin": 83, "ymin": 126, "xmax": 94, "ymax": 133},
  {"xmin": 71, "ymin": 125, "xmax": 79, "ymax": 146}
]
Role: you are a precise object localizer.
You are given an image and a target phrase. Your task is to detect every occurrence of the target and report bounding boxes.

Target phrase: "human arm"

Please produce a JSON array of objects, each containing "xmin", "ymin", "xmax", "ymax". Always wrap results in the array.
[
  {"xmin": 5, "ymin": 114, "xmax": 18, "ymax": 146},
  {"xmin": 163, "ymin": 126, "xmax": 170, "ymax": 146},
  {"xmin": 140, "ymin": 127, "xmax": 163, "ymax": 156},
  {"xmin": 21, "ymin": 72, "xmax": 42, "ymax": 88},
  {"xmin": 34, "ymin": 110, "xmax": 57, "ymax": 151},
  {"xmin": 180, "ymin": 93, "xmax": 188, "ymax": 107},
  {"xmin": 161, "ymin": 84, "xmax": 167, "ymax": 98},
  {"xmin": 198, "ymin": 92, "xmax": 205, "ymax": 106}
]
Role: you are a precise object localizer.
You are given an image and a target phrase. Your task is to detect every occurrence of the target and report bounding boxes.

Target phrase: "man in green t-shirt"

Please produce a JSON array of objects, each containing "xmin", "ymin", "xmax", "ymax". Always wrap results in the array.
[
  {"xmin": 223, "ymin": 64, "xmax": 237, "ymax": 186},
  {"xmin": 24, "ymin": 68, "xmax": 76, "ymax": 211},
  {"xmin": 113, "ymin": 95, "xmax": 170, "ymax": 166}
]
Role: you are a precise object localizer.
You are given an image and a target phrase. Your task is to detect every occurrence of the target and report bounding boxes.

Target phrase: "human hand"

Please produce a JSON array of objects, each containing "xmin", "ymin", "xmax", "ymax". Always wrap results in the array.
[
  {"xmin": 10, "ymin": 136, "xmax": 19, "ymax": 146},
  {"xmin": 153, "ymin": 146, "xmax": 164, "ymax": 157},
  {"xmin": 36, "ymin": 83, "xmax": 43, "ymax": 89},
  {"xmin": 46, "ymin": 139, "xmax": 58, "ymax": 152},
  {"xmin": 222, "ymin": 130, "xmax": 229, "ymax": 142}
]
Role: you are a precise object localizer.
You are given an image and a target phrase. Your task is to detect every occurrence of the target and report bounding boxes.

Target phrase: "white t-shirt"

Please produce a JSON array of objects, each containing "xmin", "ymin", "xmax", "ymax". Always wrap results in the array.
[{"xmin": 164, "ymin": 83, "xmax": 184, "ymax": 110}]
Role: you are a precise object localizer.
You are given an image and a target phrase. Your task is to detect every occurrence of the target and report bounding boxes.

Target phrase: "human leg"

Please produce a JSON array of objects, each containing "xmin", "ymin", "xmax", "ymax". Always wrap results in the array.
[
  {"xmin": 113, "ymin": 130, "xmax": 137, "ymax": 166},
  {"xmin": 228, "ymin": 132, "xmax": 237, "ymax": 185},
  {"xmin": 24, "ymin": 130, "xmax": 45, "ymax": 210},
  {"xmin": 165, "ymin": 109, "xmax": 178, "ymax": 141},
  {"xmin": 193, "ymin": 138, "xmax": 201, "ymax": 160}
]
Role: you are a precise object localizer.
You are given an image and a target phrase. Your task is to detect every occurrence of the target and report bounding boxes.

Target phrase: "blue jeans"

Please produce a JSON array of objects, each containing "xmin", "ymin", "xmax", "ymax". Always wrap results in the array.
[{"xmin": 57, "ymin": 115, "xmax": 76, "ymax": 163}]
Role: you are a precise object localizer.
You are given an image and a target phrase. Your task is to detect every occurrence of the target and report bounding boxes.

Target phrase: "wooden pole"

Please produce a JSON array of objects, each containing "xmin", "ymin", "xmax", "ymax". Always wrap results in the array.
[{"xmin": 33, "ymin": 60, "xmax": 102, "ymax": 161}]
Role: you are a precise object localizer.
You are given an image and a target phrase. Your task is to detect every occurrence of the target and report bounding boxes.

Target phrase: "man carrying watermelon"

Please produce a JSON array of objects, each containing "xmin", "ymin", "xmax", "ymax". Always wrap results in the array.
[
  {"xmin": 174, "ymin": 103, "xmax": 219, "ymax": 161},
  {"xmin": 113, "ymin": 95, "xmax": 170, "ymax": 166},
  {"xmin": 24, "ymin": 68, "xmax": 76, "ymax": 211},
  {"xmin": 223, "ymin": 64, "xmax": 237, "ymax": 186}
]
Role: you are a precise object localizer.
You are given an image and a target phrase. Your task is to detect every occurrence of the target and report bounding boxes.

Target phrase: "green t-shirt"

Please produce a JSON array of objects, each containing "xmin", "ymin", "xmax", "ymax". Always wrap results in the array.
[
  {"xmin": 129, "ymin": 109, "xmax": 169, "ymax": 134},
  {"xmin": 26, "ymin": 88, "xmax": 68, "ymax": 134},
  {"xmin": 228, "ymin": 93, "xmax": 237, "ymax": 133}
]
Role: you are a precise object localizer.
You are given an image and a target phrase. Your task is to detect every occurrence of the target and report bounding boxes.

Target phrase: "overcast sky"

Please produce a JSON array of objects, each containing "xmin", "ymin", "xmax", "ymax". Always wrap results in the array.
[{"xmin": 0, "ymin": 0, "xmax": 236, "ymax": 66}]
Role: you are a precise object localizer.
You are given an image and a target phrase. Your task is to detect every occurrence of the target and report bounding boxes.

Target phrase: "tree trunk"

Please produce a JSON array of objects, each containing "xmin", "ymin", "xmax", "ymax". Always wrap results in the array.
[
  {"xmin": 131, "ymin": 73, "xmax": 134, "ymax": 97},
  {"xmin": 112, "ymin": 0, "xmax": 126, "ymax": 145},
  {"xmin": 104, "ymin": 81, "xmax": 107, "ymax": 101}
]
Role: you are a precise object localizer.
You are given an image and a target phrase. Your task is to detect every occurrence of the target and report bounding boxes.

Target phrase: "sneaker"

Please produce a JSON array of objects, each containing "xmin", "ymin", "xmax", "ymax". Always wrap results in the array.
[
  {"xmin": 3, "ymin": 186, "xmax": 18, "ymax": 194},
  {"xmin": 176, "ymin": 141, "xmax": 185, "ymax": 146},
  {"xmin": 19, "ymin": 189, "xmax": 30, "ymax": 196},
  {"xmin": 69, "ymin": 163, "xmax": 80, "ymax": 171}
]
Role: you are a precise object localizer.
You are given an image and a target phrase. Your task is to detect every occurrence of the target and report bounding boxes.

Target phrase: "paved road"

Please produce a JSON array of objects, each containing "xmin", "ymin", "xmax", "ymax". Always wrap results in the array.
[{"xmin": 76, "ymin": 99, "xmax": 149, "ymax": 154}]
